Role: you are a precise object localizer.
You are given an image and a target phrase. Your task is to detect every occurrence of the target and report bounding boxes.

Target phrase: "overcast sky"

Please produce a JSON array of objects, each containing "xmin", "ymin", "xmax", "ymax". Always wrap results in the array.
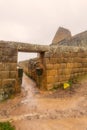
[{"xmin": 0, "ymin": 0, "xmax": 87, "ymax": 61}]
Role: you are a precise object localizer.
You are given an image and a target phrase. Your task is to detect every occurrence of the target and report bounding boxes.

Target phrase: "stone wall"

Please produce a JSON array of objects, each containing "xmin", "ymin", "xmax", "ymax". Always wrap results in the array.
[
  {"xmin": 0, "ymin": 43, "xmax": 20, "ymax": 101},
  {"xmin": 44, "ymin": 45, "xmax": 87, "ymax": 90},
  {"xmin": 19, "ymin": 54, "xmax": 47, "ymax": 90},
  {"xmin": 52, "ymin": 27, "xmax": 72, "ymax": 45},
  {"xmin": 0, "ymin": 41, "xmax": 49, "ymax": 100},
  {"xmin": 1, "ymin": 31, "xmax": 87, "ymax": 96},
  {"xmin": 51, "ymin": 27, "xmax": 87, "ymax": 47},
  {"xmin": 22, "ymin": 45, "xmax": 87, "ymax": 90}
]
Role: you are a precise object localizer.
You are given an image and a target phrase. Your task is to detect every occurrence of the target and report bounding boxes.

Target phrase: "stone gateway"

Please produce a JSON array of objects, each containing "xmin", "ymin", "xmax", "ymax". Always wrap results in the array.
[{"xmin": 0, "ymin": 27, "xmax": 87, "ymax": 100}]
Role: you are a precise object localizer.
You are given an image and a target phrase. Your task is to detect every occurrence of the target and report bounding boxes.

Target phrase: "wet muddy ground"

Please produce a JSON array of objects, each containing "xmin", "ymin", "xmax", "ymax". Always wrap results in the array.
[{"xmin": 0, "ymin": 74, "xmax": 87, "ymax": 130}]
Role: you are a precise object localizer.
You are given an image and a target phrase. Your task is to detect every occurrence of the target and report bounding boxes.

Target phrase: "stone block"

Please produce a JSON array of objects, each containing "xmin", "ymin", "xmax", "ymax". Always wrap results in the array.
[
  {"xmin": 9, "ymin": 63, "xmax": 17, "ymax": 71},
  {"xmin": 0, "ymin": 49, "xmax": 2, "ymax": 56},
  {"xmin": 53, "ymin": 82, "xmax": 61, "ymax": 87},
  {"xmin": 54, "ymin": 76, "xmax": 58, "ymax": 82},
  {"xmin": 0, "ymin": 63, "xmax": 4, "ymax": 71},
  {"xmin": 50, "ymin": 58, "xmax": 58, "ymax": 64},
  {"xmin": 1, "ymin": 56, "xmax": 6, "ymax": 62},
  {"xmin": 0, "ymin": 79, "xmax": 2, "ymax": 87},
  {"xmin": 7, "ymin": 56, "xmax": 17, "ymax": 63},
  {"xmin": 4, "ymin": 63, "xmax": 10, "ymax": 71},
  {"xmin": 47, "ymin": 69, "xmax": 57, "ymax": 76},
  {"xmin": 9, "ymin": 71, "xmax": 17, "ymax": 78},
  {"xmin": 57, "ymin": 58, "xmax": 64, "ymax": 63},
  {"xmin": 66, "ymin": 63, "xmax": 74, "ymax": 68},
  {"xmin": 62, "ymin": 58, "xmax": 68, "ymax": 63},
  {"xmin": 47, "ymin": 76, "xmax": 55, "ymax": 84},
  {"xmin": 75, "ymin": 58, "xmax": 82, "ymax": 63},
  {"xmin": 67, "ymin": 58, "xmax": 73, "ymax": 63},
  {"xmin": 70, "ymin": 74, "xmax": 74, "ymax": 79},
  {"xmin": 64, "ymin": 69, "xmax": 72, "ymax": 75},
  {"xmin": 53, "ymin": 64, "xmax": 60, "ymax": 69},
  {"xmin": 46, "ymin": 84, "xmax": 53, "ymax": 90},
  {"xmin": 80, "ymin": 52, "xmax": 87, "ymax": 58},
  {"xmin": 74, "ymin": 73, "xmax": 78, "ymax": 77},
  {"xmin": 79, "ymin": 68, "xmax": 83, "ymax": 72},
  {"xmin": 0, "ymin": 71, "xmax": 9, "ymax": 79},
  {"xmin": 0, "ymin": 56, "xmax": 2, "ymax": 62},
  {"xmin": 82, "ymin": 68, "xmax": 85, "ymax": 72},
  {"xmin": 74, "ymin": 63, "xmax": 79, "ymax": 68},
  {"xmin": 77, "ymin": 63, "xmax": 82, "ymax": 68},
  {"xmin": 1, "ymin": 56, "xmax": 17, "ymax": 63},
  {"xmin": 83, "ymin": 63, "xmax": 87, "ymax": 68},
  {"xmin": 0, "ymin": 63, "xmax": 16, "ymax": 71},
  {"xmin": 63, "ymin": 52, "xmax": 70, "ymax": 58},
  {"xmin": 85, "ymin": 68, "xmax": 87, "ymax": 72},
  {"xmin": 46, "ymin": 64, "xmax": 54, "ymax": 70},
  {"xmin": 2, "ymin": 63, "xmax": 11, "ymax": 71},
  {"xmin": 2, "ymin": 47, "xmax": 17, "ymax": 56},
  {"xmin": 58, "ymin": 69, "xmax": 64, "ymax": 75},
  {"xmin": 45, "ymin": 58, "xmax": 50, "ymax": 64},
  {"xmin": 60, "ymin": 63, "xmax": 66, "ymax": 68},
  {"xmin": 84, "ymin": 58, "xmax": 87, "ymax": 62},
  {"xmin": 83, "ymin": 68, "xmax": 87, "ymax": 72},
  {"xmin": 2, "ymin": 79, "xmax": 16, "ymax": 88},
  {"xmin": 58, "ymin": 75, "xmax": 66, "ymax": 82},
  {"xmin": 65, "ymin": 75, "xmax": 71, "ymax": 80},
  {"xmin": 72, "ymin": 68, "xmax": 78, "ymax": 73}
]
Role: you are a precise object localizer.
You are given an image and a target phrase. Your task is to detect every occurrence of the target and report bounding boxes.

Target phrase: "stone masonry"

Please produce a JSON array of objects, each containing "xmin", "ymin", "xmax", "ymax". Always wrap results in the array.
[
  {"xmin": 21, "ymin": 27, "xmax": 87, "ymax": 90},
  {"xmin": 0, "ymin": 27, "xmax": 87, "ymax": 99},
  {"xmin": 0, "ymin": 41, "xmax": 49, "ymax": 100},
  {"xmin": 45, "ymin": 46, "xmax": 87, "ymax": 89},
  {"xmin": 0, "ymin": 43, "xmax": 19, "ymax": 101},
  {"xmin": 52, "ymin": 27, "xmax": 71, "ymax": 45},
  {"xmin": 51, "ymin": 27, "xmax": 87, "ymax": 46}
]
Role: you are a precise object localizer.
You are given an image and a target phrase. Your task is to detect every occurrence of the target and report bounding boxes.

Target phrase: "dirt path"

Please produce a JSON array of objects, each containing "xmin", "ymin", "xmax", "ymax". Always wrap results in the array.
[
  {"xmin": 14, "ymin": 117, "xmax": 87, "ymax": 130},
  {"xmin": 0, "ymin": 74, "xmax": 87, "ymax": 130}
]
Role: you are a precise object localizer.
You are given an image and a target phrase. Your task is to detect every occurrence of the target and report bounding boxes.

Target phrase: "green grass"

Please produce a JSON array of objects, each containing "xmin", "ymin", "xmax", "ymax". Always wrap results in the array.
[{"xmin": 0, "ymin": 122, "xmax": 15, "ymax": 130}]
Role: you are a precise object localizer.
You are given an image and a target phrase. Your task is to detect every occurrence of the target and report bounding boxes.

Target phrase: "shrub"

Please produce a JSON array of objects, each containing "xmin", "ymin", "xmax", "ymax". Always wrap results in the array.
[{"xmin": 0, "ymin": 122, "xmax": 15, "ymax": 130}]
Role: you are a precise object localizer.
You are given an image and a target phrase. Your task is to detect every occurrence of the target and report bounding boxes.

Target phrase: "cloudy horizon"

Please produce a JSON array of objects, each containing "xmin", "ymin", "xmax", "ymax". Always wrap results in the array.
[{"xmin": 0, "ymin": 0, "xmax": 87, "ymax": 61}]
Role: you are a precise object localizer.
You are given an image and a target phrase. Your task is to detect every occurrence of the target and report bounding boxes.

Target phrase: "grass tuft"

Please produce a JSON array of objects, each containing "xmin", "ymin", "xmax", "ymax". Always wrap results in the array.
[{"xmin": 0, "ymin": 122, "xmax": 15, "ymax": 130}]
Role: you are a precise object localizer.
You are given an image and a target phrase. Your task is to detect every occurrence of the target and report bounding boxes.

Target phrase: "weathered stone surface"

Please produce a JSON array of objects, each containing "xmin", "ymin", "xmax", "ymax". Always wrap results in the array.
[
  {"xmin": 9, "ymin": 63, "xmax": 17, "ymax": 71},
  {"xmin": 46, "ymin": 64, "xmax": 54, "ymax": 70},
  {"xmin": 47, "ymin": 70, "xmax": 57, "ymax": 76},
  {"xmin": 0, "ymin": 63, "xmax": 4, "ymax": 71},
  {"xmin": 47, "ymin": 76, "xmax": 55, "ymax": 84},
  {"xmin": 9, "ymin": 71, "xmax": 17, "ymax": 78},
  {"xmin": 52, "ymin": 27, "xmax": 71, "ymax": 45},
  {"xmin": 66, "ymin": 63, "xmax": 74, "ymax": 68},
  {"xmin": 51, "ymin": 27, "xmax": 87, "ymax": 47},
  {"xmin": 2, "ymin": 47, "xmax": 17, "ymax": 56},
  {"xmin": 0, "ymin": 80, "xmax": 2, "ymax": 87},
  {"xmin": 0, "ymin": 27, "xmax": 87, "ymax": 96},
  {"xmin": 2, "ymin": 79, "xmax": 16, "ymax": 87},
  {"xmin": 0, "ymin": 71, "xmax": 9, "ymax": 79}
]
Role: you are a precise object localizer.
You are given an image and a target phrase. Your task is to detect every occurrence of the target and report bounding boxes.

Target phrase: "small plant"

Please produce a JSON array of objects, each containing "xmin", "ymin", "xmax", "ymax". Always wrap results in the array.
[{"xmin": 0, "ymin": 122, "xmax": 15, "ymax": 130}]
